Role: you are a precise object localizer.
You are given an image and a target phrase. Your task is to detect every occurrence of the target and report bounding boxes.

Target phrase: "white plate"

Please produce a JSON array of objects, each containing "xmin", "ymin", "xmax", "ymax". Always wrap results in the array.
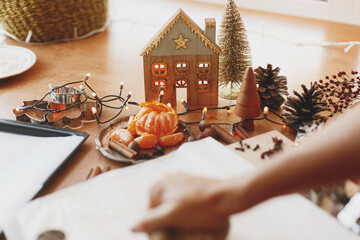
[{"xmin": 0, "ymin": 45, "xmax": 36, "ymax": 80}]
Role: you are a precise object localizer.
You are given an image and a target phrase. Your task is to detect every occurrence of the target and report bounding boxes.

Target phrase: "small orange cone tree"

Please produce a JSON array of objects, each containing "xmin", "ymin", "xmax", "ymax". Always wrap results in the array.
[{"xmin": 235, "ymin": 67, "xmax": 261, "ymax": 131}]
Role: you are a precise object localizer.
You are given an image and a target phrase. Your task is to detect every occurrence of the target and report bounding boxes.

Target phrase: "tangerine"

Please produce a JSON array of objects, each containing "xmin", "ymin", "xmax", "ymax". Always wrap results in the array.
[
  {"xmin": 131, "ymin": 102, "xmax": 178, "ymax": 136},
  {"xmin": 110, "ymin": 129, "xmax": 134, "ymax": 146},
  {"xmin": 159, "ymin": 132, "xmax": 184, "ymax": 147},
  {"xmin": 134, "ymin": 134, "xmax": 158, "ymax": 149},
  {"xmin": 127, "ymin": 116, "xmax": 137, "ymax": 135}
]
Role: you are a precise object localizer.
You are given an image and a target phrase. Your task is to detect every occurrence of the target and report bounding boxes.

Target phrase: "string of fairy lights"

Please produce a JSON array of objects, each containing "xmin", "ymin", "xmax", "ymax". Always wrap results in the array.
[{"xmin": 14, "ymin": 73, "xmax": 296, "ymax": 132}]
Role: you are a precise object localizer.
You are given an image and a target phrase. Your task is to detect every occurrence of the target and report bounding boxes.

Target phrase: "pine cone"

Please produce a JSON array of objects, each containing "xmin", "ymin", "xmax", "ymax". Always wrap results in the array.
[
  {"xmin": 283, "ymin": 83, "xmax": 327, "ymax": 128},
  {"xmin": 255, "ymin": 64, "xmax": 289, "ymax": 109}
]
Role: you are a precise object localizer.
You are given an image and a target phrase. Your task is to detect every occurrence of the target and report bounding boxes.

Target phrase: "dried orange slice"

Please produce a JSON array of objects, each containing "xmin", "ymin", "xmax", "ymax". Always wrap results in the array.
[
  {"xmin": 134, "ymin": 134, "xmax": 158, "ymax": 149},
  {"xmin": 132, "ymin": 102, "xmax": 178, "ymax": 136},
  {"xmin": 110, "ymin": 129, "xmax": 134, "ymax": 146},
  {"xmin": 159, "ymin": 132, "xmax": 184, "ymax": 147}
]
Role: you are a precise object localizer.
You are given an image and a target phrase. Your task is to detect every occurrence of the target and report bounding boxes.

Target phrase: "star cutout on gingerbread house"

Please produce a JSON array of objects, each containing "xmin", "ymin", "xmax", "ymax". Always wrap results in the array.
[{"xmin": 173, "ymin": 33, "xmax": 190, "ymax": 49}]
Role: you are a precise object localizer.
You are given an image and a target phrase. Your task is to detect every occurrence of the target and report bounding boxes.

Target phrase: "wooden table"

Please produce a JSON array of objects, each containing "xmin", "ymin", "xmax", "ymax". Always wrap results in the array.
[{"xmin": 0, "ymin": 0, "xmax": 359, "ymax": 197}]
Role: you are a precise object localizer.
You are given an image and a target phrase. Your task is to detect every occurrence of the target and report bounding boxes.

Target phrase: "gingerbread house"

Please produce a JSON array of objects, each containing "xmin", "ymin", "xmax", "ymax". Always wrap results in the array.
[{"xmin": 140, "ymin": 9, "xmax": 221, "ymax": 107}]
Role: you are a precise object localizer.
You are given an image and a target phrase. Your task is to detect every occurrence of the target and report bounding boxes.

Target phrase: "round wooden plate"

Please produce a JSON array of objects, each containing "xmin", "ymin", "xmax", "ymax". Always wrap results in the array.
[{"xmin": 95, "ymin": 116, "xmax": 194, "ymax": 164}]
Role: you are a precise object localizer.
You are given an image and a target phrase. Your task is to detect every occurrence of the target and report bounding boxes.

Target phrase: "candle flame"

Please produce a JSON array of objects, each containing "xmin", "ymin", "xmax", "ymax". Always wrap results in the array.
[
  {"xmin": 203, "ymin": 107, "xmax": 208, "ymax": 113},
  {"xmin": 91, "ymin": 107, "xmax": 97, "ymax": 115},
  {"xmin": 263, "ymin": 106, "xmax": 269, "ymax": 115}
]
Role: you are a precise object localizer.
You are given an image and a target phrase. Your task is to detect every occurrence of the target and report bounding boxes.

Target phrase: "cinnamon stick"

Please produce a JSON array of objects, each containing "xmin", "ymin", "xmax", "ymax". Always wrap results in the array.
[
  {"xmin": 234, "ymin": 125, "xmax": 246, "ymax": 140},
  {"xmin": 237, "ymin": 125, "xmax": 250, "ymax": 139},
  {"xmin": 109, "ymin": 140, "xmax": 138, "ymax": 159},
  {"xmin": 211, "ymin": 125, "xmax": 239, "ymax": 145}
]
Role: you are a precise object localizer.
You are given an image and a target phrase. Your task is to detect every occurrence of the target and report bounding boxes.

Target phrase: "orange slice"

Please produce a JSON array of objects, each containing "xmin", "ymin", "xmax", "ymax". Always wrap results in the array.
[
  {"xmin": 110, "ymin": 129, "xmax": 134, "ymax": 146},
  {"xmin": 159, "ymin": 132, "xmax": 184, "ymax": 147},
  {"xmin": 134, "ymin": 134, "xmax": 158, "ymax": 149}
]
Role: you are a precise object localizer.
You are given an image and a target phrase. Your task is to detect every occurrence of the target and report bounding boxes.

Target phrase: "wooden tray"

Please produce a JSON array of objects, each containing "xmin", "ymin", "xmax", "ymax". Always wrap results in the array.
[{"xmin": 95, "ymin": 116, "xmax": 194, "ymax": 164}]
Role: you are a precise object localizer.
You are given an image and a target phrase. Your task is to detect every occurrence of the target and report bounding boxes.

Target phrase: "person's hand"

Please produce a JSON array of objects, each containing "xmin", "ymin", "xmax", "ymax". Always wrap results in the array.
[{"xmin": 132, "ymin": 173, "xmax": 230, "ymax": 233}]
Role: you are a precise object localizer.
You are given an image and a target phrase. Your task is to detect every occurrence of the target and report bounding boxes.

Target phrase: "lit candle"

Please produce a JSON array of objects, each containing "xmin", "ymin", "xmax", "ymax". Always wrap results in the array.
[
  {"xmin": 263, "ymin": 106, "xmax": 269, "ymax": 115},
  {"xmin": 201, "ymin": 107, "xmax": 207, "ymax": 121},
  {"xmin": 181, "ymin": 98, "xmax": 190, "ymax": 111},
  {"xmin": 158, "ymin": 90, "xmax": 164, "ymax": 103}
]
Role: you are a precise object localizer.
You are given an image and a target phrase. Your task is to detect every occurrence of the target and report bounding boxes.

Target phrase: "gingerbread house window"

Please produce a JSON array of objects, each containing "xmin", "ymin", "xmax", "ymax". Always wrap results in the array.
[
  {"xmin": 174, "ymin": 79, "xmax": 188, "ymax": 88},
  {"xmin": 152, "ymin": 62, "xmax": 167, "ymax": 77},
  {"xmin": 152, "ymin": 79, "xmax": 167, "ymax": 92},
  {"xmin": 197, "ymin": 61, "xmax": 211, "ymax": 75},
  {"xmin": 196, "ymin": 79, "xmax": 209, "ymax": 93},
  {"xmin": 174, "ymin": 61, "xmax": 189, "ymax": 75}
]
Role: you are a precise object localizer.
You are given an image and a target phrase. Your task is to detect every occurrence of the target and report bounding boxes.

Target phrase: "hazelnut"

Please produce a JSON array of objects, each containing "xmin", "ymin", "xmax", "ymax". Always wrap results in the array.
[
  {"xmin": 196, "ymin": 132, "xmax": 208, "ymax": 140},
  {"xmin": 199, "ymin": 120, "xmax": 211, "ymax": 131},
  {"xmin": 204, "ymin": 127, "xmax": 217, "ymax": 139},
  {"xmin": 128, "ymin": 141, "xmax": 141, "ymax": 152}
]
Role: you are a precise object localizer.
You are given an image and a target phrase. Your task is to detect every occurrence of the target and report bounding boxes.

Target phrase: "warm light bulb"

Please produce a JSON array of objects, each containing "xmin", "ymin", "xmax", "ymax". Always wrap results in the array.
[
  {"xmin": 256, "ymin": 84, "xmax": 259, "ymax": 89},
  {"xmin": 203, "ymin": 107, "xmax": 208, "ymax": 113},
  {"xmin": 167, "ymin": 103, "xmax": 172, "ymax": 108},
  {"xmin": 15, "ymin": 107, "xmax": 21, "ymax": 112},
  {"xmin": 160, "ymin": 90, "xmax": 164, "ymax": 95},
  {"xmin": 91, "ymin": 107, "xmax": 97, "ymax": 115},
  {"xmin": 120, "ymin": 82, "xmax": 124, "ymax": 87},
  {"xmin": 86, "ymin": 73, "xmax": 91, "ymax": 78},
  {"xmin": 181, "ymin": 98, "xmax": 185, "ymax": 103},
  {"xmin": 125, "ymin": 105, "xmax": 129, "ymax": 110},
  {"xmin": 263, "ymin": 106, "xmax": 269, "ymax": 115},
  {"xmin": 79, "ymin": 85, "xmax": 85, "ymax": 91},
  {"xmin": 282, "ymin": 124, "xmax": 287, "ymax": 130},
  {"xmin": 128, "ymin": 91, "xmax": 133, "ymax": 96},
  {"xmin": 92, "ymin": 92, "xmax": 97, "ymax": 98},
  {"xmin": 226, "ymin": 108, "xmax": 233, "ymax": 114}
]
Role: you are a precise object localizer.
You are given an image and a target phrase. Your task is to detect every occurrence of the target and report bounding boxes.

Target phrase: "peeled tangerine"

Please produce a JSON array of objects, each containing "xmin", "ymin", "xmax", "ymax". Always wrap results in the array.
[
  {"xmin": 134, "ymin": 134, "xmax": 158, "ymax": 149},
  {"xmin": 131, "ymin": 102, "xmax": 178, "ymax": 136},
  {"xmin": 110, "ymin": 129, "xmax": 134, "ymax": 146},
  {"xmin": 159, "ymin": 132, "xmax": 184, "ymax": 147}
]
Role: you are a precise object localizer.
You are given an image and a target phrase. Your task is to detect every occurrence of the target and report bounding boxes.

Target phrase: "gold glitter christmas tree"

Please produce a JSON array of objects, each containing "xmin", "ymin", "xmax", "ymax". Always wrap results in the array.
[{"xmin": 218, "ymin": 0, "xmax": 252, "ymax": 100}]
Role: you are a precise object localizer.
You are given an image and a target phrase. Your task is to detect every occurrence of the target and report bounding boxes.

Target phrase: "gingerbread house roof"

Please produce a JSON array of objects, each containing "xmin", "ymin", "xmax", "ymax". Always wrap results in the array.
[{"xmin": 140, "ymin": 9, "xmax": 221, "ymax": 56}]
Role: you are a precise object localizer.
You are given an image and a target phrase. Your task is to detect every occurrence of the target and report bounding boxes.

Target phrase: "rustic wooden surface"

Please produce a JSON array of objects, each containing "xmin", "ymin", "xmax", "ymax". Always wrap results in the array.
[{"xmin": 0, "ymin": 0, "xmax": 359, "ymax": 198}]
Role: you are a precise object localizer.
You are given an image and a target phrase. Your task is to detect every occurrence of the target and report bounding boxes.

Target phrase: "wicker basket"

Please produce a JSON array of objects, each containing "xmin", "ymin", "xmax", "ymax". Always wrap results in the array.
[{"xmin": 0, "ymin": 0, "xmax": 108, "ymax": 43}]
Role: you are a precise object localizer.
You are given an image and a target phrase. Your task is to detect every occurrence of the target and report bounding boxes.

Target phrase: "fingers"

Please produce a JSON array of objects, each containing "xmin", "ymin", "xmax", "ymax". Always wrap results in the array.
[{"xmin": 132, "ymin": 203, "xmax": 175, "ymax": 233}]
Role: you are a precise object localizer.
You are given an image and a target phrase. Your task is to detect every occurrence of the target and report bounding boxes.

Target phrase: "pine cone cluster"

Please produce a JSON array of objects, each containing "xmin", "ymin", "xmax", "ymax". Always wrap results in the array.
[
  {"xmin": 255, "ymin": 64, "xmax": 289, "ymax": 109},
  {"xmin": 283, "ymin": 83, "xmax": 328, "ymax": 128}
]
